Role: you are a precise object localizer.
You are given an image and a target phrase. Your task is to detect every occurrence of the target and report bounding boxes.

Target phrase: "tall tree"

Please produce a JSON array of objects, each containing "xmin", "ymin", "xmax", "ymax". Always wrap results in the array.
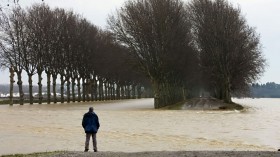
[
  {"xmin": 58, "ymin": 10, "xmax": 69, "ymax": 103},
  {"xmin": 26, "ymin": 4, "xmax": 53, "ymax": 104},
  {"xmin": 0, "ymin": 6, "xmax": 27, "ymax": 105},
  {"xmin": 45, "ymin": 8, "xmax": 66, "ymax": 104},
  {"xmin": 188, "ymin": 0, "xmax": 266, "ymax": 103},
  {"xmin": 19, "ymin": 11, "xmax": 37, "ymax": 105},
  {"xmin": 108, "ymin": 0, "xmax": 196, "ymax": 108},
  {"xmin": 80, "ymin": 23, "xmax": 100, "ymax": 102}
]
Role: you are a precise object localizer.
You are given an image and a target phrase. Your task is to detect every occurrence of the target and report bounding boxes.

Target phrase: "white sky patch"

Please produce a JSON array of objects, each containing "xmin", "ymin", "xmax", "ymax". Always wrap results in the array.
[{"xmin": 0, "ymin": 0, "xmax": 280, "ymax": 84}]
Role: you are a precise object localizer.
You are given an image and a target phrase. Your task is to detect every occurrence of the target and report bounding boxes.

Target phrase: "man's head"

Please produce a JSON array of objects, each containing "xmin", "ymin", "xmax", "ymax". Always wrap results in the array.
[{"xmin": 89, "ymin": 107, "xmax": 94, "ymax": 112}]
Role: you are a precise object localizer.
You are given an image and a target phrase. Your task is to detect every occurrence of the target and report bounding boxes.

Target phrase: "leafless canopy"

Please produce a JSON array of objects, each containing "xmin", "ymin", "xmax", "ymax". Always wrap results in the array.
[
  {"xmin": 188, "ymin": 0, "xmax": 266, "ymax": 102},
  {"xmin": 108, "ymin": 0, "xmax": 197, "ymax": 108},
  {"xmin": 0, "ymin": 3, "xmax": 149, "ymax": 105}
]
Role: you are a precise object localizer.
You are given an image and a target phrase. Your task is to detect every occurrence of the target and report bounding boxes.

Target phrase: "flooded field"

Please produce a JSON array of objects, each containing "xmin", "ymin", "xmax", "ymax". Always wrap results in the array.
[{"xmin": 0, "ymin": 98, "xmax": 279, "ymax": 155}]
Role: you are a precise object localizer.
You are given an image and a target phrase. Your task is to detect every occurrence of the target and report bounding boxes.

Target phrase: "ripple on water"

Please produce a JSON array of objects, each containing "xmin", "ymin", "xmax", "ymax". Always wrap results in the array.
[{"xmin": 0, "ymin": 98, "xmax": 279, "ymax": 155}]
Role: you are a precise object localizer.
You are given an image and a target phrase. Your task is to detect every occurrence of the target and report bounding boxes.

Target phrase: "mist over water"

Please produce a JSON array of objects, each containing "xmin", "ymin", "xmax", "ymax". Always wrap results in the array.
[{"xmin": 0, "ymin": 98, "xmax": 279, "ymax": 155}]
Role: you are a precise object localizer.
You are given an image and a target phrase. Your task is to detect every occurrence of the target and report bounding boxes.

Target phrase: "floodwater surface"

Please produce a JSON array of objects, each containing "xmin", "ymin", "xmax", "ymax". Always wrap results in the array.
[{"xmin": 0, "ymin": 98, "xmax": 279, "ymax": 155}]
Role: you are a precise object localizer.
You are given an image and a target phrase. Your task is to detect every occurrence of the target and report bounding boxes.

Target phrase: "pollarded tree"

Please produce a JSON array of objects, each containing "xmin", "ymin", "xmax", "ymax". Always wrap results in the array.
[
  {"xmin": 45, "ymin": 8, "xmax": 66, "ymax": 104},
  {"xmin": 0, "ymin": 6, "xmax": 27, "ymax": 105},
  {"xmin": 61, "ymin": 11, "xmax": 79, "ymax": 103},
  {"xmin": 0, "ymin": 11, "xmax": 14, "ymax": 105},
  {"xmin": 77, "ymin": 22, "xmax": 99, "ymax": 102},
  {"xmin": 188, "ymin": 0, "xmax": 266, "ymax": 103},
  {"xmin": 108, "ymin": 0, "xmax": 196, "ymax": 108},
  {"xmin": 66, "ymin": 15, "xmax": 92, "ymax": 103},
  {"xmin": 58, "ymin": 10, "xmax": 70, "ymax": 103},
  {"xmin": 25, "ymin": 4, "xmax": 53, "ymax": 104}
]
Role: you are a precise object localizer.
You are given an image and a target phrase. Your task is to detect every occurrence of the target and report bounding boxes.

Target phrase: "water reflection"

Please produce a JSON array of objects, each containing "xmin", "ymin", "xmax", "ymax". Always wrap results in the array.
[{"xmin": 0, "ymin": 98, "xmax": 279, "ymax": 155}]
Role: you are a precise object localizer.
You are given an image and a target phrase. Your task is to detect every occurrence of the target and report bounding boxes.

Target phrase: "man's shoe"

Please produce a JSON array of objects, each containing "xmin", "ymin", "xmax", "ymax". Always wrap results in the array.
[
  {"xmin": 94, "ymin": 149, "xmax": 98, "ymax": 152},
  {"xmin": 84, "ymin": 149, "xmax": 89, "ymax": 152}
]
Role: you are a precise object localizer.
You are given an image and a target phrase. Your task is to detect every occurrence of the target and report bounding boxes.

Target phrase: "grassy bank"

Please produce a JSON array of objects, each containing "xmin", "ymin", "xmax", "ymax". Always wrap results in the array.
[
  {"xmin": 1, "ymin": 151, "xmax": 280, "ymax": 157},
  {"xmin": 0, "ymin": 151, "xmax": 63, "ymax": 157},
  {"xmin": 163, "ymin": 97, "xmax": 244, "ymax": 110}
]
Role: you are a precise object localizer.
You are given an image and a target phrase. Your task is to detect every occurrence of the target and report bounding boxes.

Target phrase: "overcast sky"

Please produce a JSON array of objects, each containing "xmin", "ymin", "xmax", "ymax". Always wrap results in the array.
[{"xmin": 0, "ymin": 0, "xmax": 280, "ymax": 84}]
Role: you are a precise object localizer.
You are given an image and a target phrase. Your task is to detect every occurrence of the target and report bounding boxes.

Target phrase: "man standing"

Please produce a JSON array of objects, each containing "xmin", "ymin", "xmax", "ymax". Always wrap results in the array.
[{"xmin": 82, "ymin": 107, "xmax": 100, "ymax": 152}]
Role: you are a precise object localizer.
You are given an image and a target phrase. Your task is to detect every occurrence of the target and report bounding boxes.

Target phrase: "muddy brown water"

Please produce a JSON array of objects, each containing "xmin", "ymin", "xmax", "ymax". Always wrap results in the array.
[{"xmin": 0, "ymin": 98, "xmax": 279, "ymax": 155}]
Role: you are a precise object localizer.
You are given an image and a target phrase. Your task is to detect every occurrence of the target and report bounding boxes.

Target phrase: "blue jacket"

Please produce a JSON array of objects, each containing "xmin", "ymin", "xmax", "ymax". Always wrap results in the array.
[{"xmin": 82, "ymin": 112, "xmax": 100, "ymax": 134}]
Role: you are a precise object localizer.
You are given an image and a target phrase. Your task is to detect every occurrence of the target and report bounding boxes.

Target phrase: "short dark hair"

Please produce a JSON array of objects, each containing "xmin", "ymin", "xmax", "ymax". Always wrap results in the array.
[{"xmin": 89, "ymin": 107, "xmax": 94, "ymax": 112}]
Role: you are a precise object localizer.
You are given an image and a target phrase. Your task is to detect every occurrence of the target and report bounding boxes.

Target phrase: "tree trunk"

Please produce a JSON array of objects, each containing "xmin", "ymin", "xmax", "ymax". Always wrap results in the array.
[
  {"xmin": 38, "ymin": 70, "xmax": 43, "ymax": 104},
  {"xmin": 182, "ymin": 86, "xmax": 187, "ymax": 101},
  {"xmin": 107, "ymin": 82, "xmax": 111, "ymax": 100},
  {"xmin": 152, "ymin": 79, "xmax": 183, "ymax": 109},
  {"xmin": 66, "ymin": 77, "xmax": 71, "ymax": 103},
  {"xmin": 131, "ymin": 84, "xmax": 136, "ymax": 99},
  {"xmin": 110, "ymin": 82, "xmax": 113, "ymax": 100},
  {"xmin": 16, "ymin": 71, "xmax": 24, "ymax": 105},
  {"xmin": 124, "ymin": 85, "xmax": 127, "ymax": 99},
  {"xmin": 71, "ymin": 77, "xmax": 76, "ymax": 102},
  {"xmin": 94, "ymin": 79, "xmax": 98, "ymax": 101},
  {"xmin": 9, "ymin": 67, "xmax": 14, "ymax": 106},
  {"xmin": 116, "ymin": 83, "xmax": 120, "ymax": 100},
  {"xmin": 77, "ymin": 77, "xmax": 81, "ymax": 102},
  {"xmin": 137, "ymin": 84, "xmax": 142, "ymax": 99},
  {"xmin": 127, "ymin": 84, "xmax": 131, "ymax": 99},
  {"xmin": 52, "ymin": 74, "xmax": 57, "ymax": 103},
  {"xmin": 46, "ymin": 71, "xmax": 51, "ymax": 104},
  {"xmin": 90, "ymin": 80, "xmax": 94, "ymax": 101},
  {"xmin": 86, "ymin": 79, "xmax": 90, "ymax": 102},
  {"xmin": 121, "ymin": 86, "xmax": 125, "ymax": 99},
  {"xmin": 60, "ymin": 75, "xmax": 65, "ymax": 103},
  {"xmin": 112, "ymin": 83, "xmax": 116, "ymax": 100},
  {"xmin": 104, "ymin": 81, "xmax": 108, "ymax": 100},
  {"xmin": 98, "ymin": 79, "xmax": 103, "ymax": 101},
  {"xmin": 82, "ymin": 78, "xmax": 86, "ymax": 102},
  {"xmin": 222, "ymin": 76, "xmax": 232, "ymax": 103},
  {"xmin": 28, "ymin": 74, "xmax": 33, "ymax": 105}
]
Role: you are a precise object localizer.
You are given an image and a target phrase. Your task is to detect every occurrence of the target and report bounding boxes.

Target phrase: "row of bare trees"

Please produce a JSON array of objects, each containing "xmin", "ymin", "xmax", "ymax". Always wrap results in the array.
[
  {"xmin": 108, "ymin": 0, "xmax": 266, "ymax": 108},
  {"xmin": 1, "ymin": 0, "xmax": 266, "ymax": 109},
  {"xmin": 0, "ymin": 3, "xmax": 150, "ymax": 105}
]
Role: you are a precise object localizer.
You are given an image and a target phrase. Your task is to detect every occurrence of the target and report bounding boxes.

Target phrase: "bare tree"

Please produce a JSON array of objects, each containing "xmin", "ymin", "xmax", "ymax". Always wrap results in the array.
[
  {"xmin": 61, "ymin": 11, "xmax": 78, "ymax": 103},
  {"xmin": 78, "ymin": 23, "xmax": 99, "ymax": 102},
  {"xmin": 0, "ymin": 6, "xmax": 27, "ymax": 105},
  {"xmin": 0, "ymin": 11, "xmax": 12, "ymax": 105},
  {"xmin": 25, "ymin": 4, "xmax": 53, "ymax": 104},
  {"xmin": 108, "ymin": 0, "xmax": 195, "ymax": 108},
  {"xmin": 43, "ymin": 8, "xmax": 67, "ymax": 104},
  {"xmin": 19, "ymin": 14, "xmax": 37, "ymax": 105},
  {"xmin": 47, "ymin": 8, "xmax": 68, "ymax": 103},
  {"xmin": 188, "ymin": 0, "xmax": 266, "ymax": 103}
]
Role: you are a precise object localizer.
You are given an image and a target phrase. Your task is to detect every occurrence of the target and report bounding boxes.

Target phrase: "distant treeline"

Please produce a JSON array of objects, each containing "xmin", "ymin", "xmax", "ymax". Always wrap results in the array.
[{"xmin": 250, "ymin": 82, "xmax": 280, "ymax": 98}]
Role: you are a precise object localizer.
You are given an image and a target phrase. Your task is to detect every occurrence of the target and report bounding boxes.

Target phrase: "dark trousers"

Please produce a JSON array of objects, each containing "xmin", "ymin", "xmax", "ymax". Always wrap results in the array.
[{"xmin": 85, "ymin": 133, "xmax": 97, "ymax": 151}]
